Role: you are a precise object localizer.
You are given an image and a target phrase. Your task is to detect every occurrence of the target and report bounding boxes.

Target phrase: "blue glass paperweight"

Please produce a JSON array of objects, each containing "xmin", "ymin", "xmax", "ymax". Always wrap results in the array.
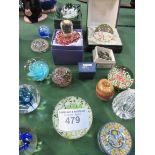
[
  {"xmin": 19, "ymin": 84, "xmax": 40, "ymax": 114},
  {"xmin": 19, "ymin": 128, "xmax": 37, "ymax": 155},
  {"xmin": 25, "ymin": 58, "xmax": 49, "ymax": 81},
  {"xmin": 38, "ymin": 25, "xmax": 50, "ymax": 38}
]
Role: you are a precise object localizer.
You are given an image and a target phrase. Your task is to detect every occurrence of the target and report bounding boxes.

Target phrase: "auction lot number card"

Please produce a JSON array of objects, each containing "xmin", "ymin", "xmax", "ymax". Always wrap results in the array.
[{"xmin": 58, "ymin": 109, "xmax": 89, "ymax": 131}]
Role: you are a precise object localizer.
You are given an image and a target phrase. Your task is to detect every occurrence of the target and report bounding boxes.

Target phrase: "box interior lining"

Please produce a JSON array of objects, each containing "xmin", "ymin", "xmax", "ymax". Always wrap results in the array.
[{"xmin": 87, "ymin": 0, "xmax": 120, "ymax": 27}]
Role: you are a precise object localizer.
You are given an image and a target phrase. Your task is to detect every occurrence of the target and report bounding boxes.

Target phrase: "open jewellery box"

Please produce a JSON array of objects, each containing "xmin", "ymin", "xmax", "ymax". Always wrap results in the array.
[{"xmin": 87, "ymin": 0, "xmax": 123, "ymax": 53}]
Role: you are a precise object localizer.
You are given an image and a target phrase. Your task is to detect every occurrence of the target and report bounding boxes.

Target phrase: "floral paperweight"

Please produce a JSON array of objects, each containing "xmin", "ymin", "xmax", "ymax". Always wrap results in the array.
[
  {"xmin": 52, "ymin": 96, "xmax": 93, "ymax": 139},
  {"xmin": 60, "ymin": 3, "xmax": 80, "ymax": 19},
  {"xmin": 51, "ymin": 67, "xmax": 72, "ymax": 87},
  {"xmin": 19, "ymin": 128, "xmax": 37, "ymax": 155},
  {"xmin": 19, "ymin": 84, "xmax": 40, "ymax": 114},
  {"xmin": 112, "ymin": 89, "xmax": 135, "ymax": 120},
  {"xmin": 98, "ymin": 122, "xmax": 132, "ymax": 155},
  {"xmin": 38, "ymin": 25, "xmax": 50, "ymax": 38},
  {"xmin": 25, "ymin": 58, "xmax": 49, "ymax": 81},
  {"xmin": 108, "ymin": 66, "xmax": 134, "ymax": 90},
  {"xmin": 96, "ymin": 79, "xmax": 115, "ymax": 101},
  {"xmin": 31, "ymin": 38, "xmax": 49, "ymax": 53}
]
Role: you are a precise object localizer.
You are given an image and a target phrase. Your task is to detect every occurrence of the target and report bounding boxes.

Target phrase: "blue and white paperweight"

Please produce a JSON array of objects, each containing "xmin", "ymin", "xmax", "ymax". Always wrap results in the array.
[{"xmin": 38, "ymin": 25, "xmax": 50, "ymax": 38}]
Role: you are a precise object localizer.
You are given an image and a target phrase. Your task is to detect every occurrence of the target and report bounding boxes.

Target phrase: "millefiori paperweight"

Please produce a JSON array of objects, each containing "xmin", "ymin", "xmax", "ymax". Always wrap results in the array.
[
  {"xmin": 51, "ymin": 67, "xmax": 72, "ymax": 87},
  {"xmin": 31, "ymin": 38, "xmax": 49, "ymax": 53},
  {"xmin": 52, "ymin": 96, "xmax": 93, "ymax": 139},
  {"xmin": 108, "ymin": 66, "xmax": 134, "ymax": 90},
  {"xmin": 98, "ymin": 122, "xmax": 132, "ymax": 155}
]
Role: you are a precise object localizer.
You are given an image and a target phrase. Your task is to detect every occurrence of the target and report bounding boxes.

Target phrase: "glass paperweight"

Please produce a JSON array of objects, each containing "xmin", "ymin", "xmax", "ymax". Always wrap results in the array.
[
  {"xmin": 96, "ymin": 46, "xmax": 113, "ymax": 61},
  {"xmin": 108, "ymin": 65, "xmax": 134, "ymax": 91},
  {"xmin": 96, "ymin": 79, "xmax": 115, "ymax": 101},
  {"xmin": 38, "ymin": 25, "xmax": 50, "ymax": 38},
  {"xmin": 60, "ymin": 3, "xmax": 80, "ymax": 19},
  {"xmin": 98, "ymin": 122, "xmax": 132, "ymax": 155},
  {"xmin": 19, "ymin": 84, "xmax": 40, "ymax": 114},
  {"xmin": 95, "ymin": 24, "xmax": 114, "ymax": 34},
  {"xmin": 93, "ymin": 24, "xmax": 114, "ymax": 43},
  {"xmin": 31, "ymin": 38, "xmax": 49, "ymax": 53},
  {"xmin": 55, "ymin": 30, "xmax": 80, "ymax": 45},
  {"xmin": 52, "ymin": 96, "xmax": 93, "ymax": 139},
  {"xmin": 19, "ymin": 128, "xmax": 37, "ymax": 155},
  {"xmin": 51, "ymin": 67, "xmax": 72, "ymax": 87},
  {"xmin": 24, "ymin": 58, "xmax": 49, "ymax": 81},
  {"xmin": 112, "ymin": 89, "xmax": 135, "ymax": 120},
  {"xmin": 19, "ymin": 0, "xmax": 24, "ymax": 10},
  {"xmin": 60, "ymin": 20, "xmax": 73, "ymax": 36},
  {"xmin": 94, "ymin": 31, "xmax": 113, "ymax": 42}
]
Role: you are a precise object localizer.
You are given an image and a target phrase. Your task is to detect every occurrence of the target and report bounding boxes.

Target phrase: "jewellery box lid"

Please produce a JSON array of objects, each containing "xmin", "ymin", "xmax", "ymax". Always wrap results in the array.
[{"xmin": 87, "ymin": 0, "xmax": 121, "ymax": 28}]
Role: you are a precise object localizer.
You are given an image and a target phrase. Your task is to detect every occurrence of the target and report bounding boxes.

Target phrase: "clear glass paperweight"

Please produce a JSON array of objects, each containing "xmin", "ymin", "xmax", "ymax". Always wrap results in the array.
[
  {"xmin": 112, "ymin": 89, "xmax": 135, "ymax": 120},
  {"xmin": 51, "ymin": 67, "xmax": 72, "ymax": 87},
  {"xmin": 19, "ymin": 128, "xmax": 37, "ymax": 155},
  {"xmin": 24, "ymin": 58, "xmax": 49, "ymax": 81},
  {"xmin": 60, "ymin": 20, "xmax": 73, "ymax": 36},
  {"xmin": 31, "ymin": 38, "xmax": 49, "ymax": 53},
  {"xmin": 38, "ymin": 25, "xmax": 50, "ymax": 38},
  {"xmin": 52, "ymin": 96, "xmax": 93, "ymax": 139},
  {"xmin": 98, "ymin": 122, "xmax": 132, "ymax": 155},
  {"xmin": 19, "ymin": 84, "xmax": 40, "ymax": 114}
]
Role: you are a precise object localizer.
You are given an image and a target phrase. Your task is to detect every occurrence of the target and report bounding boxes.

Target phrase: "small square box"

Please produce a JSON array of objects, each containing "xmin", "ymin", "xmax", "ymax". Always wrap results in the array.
[
  {"xmin": 51, "ymin": 29, "xmax": 84, "ymax": 65},
  {"xmin": 78, "ymin": 62, "xmax": 96, "ymax": 80},
  {"xmin": 93, "ymin": 46, "xmax": 116, "ymax": 68},
  {"xmin": 54, "ymin": 3, "xmax": 82, "ymax": 29}
]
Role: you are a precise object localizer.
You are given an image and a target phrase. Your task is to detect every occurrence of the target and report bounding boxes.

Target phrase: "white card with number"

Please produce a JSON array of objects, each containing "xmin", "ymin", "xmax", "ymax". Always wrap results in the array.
[{"xmin": 58, "ymin": 108, "xmax": 89, "ymax": 131}]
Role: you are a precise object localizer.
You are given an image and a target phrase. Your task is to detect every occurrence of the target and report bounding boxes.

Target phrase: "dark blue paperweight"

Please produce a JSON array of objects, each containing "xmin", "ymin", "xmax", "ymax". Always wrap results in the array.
[{"xmin": 38, "ymin": 25, "xmax": 50, "ymax": 38}]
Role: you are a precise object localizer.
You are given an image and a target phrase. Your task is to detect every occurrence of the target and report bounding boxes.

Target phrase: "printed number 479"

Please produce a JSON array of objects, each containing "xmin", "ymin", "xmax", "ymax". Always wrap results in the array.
[{"xmin": 65, "ymin": 116, "xmax": 80, "ymax": 124}]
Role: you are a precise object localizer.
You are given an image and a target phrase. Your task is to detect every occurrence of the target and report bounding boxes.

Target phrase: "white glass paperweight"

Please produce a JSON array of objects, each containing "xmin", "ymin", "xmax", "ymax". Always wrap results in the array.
[{"xmin": 52, "ymin": 96, "xmax": 93, "ymax": 139}]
